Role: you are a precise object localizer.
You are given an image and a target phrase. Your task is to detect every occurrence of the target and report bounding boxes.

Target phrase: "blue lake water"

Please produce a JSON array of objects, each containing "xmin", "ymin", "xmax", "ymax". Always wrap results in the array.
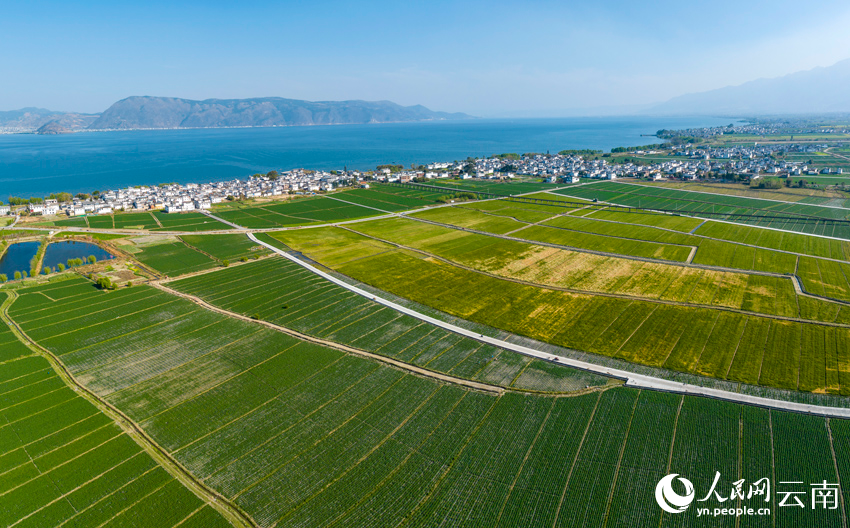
[
  {"xmin": 0, "ymin": 116, "xmax": 734, "ymax": 197},
  {"xmin": 42, "ymin": 241, "xmax": 114, "ymax": 270},
  {"xmin": 0, "ymin": 241, "xmax": 40, "ymax": 278}
]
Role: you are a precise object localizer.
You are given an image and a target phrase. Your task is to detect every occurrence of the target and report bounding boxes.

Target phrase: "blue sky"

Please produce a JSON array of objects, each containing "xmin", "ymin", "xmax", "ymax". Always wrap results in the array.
[{"xmin": 3, "ymin": 0, "xmax": 850, "ymax": 116}]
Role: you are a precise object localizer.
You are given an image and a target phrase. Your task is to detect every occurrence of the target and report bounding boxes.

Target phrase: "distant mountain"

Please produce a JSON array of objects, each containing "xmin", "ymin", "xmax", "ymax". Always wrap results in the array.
[
  {"xmin": 0, "ymin": 108, "xmax": 98, "ymax": 131},
  {"xmin": 35, "ymin": 121, "xmax": 71, "ymax": 135},
  {"xmin": 648, "ymin": 58, "xmax": 850, "ymax": 116},
  {"xmin": 88, "ymin": 96, "xmax": 472, "ymax": 130}
]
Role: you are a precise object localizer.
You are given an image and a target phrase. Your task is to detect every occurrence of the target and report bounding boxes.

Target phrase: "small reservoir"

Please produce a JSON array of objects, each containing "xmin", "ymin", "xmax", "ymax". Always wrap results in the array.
[
  {"xmin": 43, "ymin": 241, "xmax": 114, "ymax": 270},
  {"xmin": 0, "ymin": 241, "xmax": 40, "ymax": 278}
]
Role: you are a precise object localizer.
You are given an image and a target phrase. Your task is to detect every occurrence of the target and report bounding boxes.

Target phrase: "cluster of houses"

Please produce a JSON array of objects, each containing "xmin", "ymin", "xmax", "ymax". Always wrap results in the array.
[
  {"xmin": 665, "ymin": 121, "xmax": 850, "ymax": 139},
  {"xmin": 4, "ymin": 140, "xmax": 848, "ymax": 219},
  {"xmin": 383, "ymin": 143, "xmax": 845, "ymax": 184},
  {"xmin": 11, "ymin": 169, "xmax": 357, "ymax": 217}
]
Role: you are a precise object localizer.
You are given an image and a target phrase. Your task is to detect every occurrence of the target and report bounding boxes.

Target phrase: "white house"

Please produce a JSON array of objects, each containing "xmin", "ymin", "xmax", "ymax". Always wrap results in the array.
[
  {"xmin": 27, "ymin": 203, "xmax": 45, "ymax": 214},
  {"xmin": 0, "ymin": 206, "xmax": 10, "ymax": 215}
]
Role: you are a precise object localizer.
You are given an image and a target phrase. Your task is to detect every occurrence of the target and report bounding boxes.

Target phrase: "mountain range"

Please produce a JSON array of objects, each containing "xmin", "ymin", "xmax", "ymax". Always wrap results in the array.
[
  {"xmin": 647, "ymin": 58, "xmax": 850, "ymax": 115},
  {"xmin": 0, "ymin": 97, "xmax": 471, "ymax": 133},
  {"xmin": 7, "ymin": 59, "xmax": 850, "ymax": 131}
]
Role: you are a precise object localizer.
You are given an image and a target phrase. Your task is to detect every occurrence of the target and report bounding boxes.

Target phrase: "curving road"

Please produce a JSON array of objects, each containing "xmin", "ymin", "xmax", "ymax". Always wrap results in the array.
[{"xmin": 249, "ymin": 232, "xmax": 850, "ymax": 419}]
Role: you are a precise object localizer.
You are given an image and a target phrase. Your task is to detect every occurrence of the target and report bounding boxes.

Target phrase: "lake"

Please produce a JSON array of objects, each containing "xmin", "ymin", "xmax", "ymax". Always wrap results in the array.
[
  {"xmin": 0, "ymin": 241, "xmax": 40, "ymax": 278},
  {"xmin": 0, "ymin": 116, "xmax": 734, "ymax": 197},
  {"xmin": 42, "ymin": 241, "xmax": 114, "ymax": 270},
  {"xmin": 0, "ymin": 240, "xmax": 114, "ymax": 279}
]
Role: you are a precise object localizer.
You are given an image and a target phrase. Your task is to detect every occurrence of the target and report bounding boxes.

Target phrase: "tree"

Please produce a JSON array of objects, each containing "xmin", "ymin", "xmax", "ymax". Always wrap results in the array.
[
  {"xmin": 42, "ymin": 266, "xmax": 50, "ymax": 275},
  {"xmin": 266, "ymin": 170, "xmax": 279, "ymax": 180},
  {"xmin": 57, "ymin": 263, "xmax": 65, "ymax": 272},
  {"xmin": 14, "ymin": 271, "xmax": 21, "ymax": 281},
  {"xmin": 95, "ymin": 277, "xmax": 116, "ymax": 290},
  {"xmin": 48, "ymin": 192, "xmax": 72, "ymax": 203},
  {"xmin": 75, "ymin": 193, "xmax": 90, "ymax": 201},
  {"xmin": 0, "ymin": 274, "xmax": 6, "ymax": 283},
  {"xmin": 21, "ymin": 271, "xmax": 27, "ymax": 278},
  {"xmin": 88, "ymin": 255, "xmax": 96, "ymax": 264},
  {"xmin": 221, "ymin": 259, "xmax": 230, "ymax": 267}
]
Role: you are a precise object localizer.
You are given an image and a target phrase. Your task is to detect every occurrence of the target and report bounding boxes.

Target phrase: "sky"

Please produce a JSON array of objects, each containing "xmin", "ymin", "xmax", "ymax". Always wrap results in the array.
[{"xmin": 3, "ymin": 0, "xmax": 850, "ymax": 116}]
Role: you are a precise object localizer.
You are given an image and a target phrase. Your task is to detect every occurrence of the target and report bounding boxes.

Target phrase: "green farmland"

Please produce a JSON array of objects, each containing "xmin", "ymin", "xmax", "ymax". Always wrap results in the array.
[
  {"xmin": 169, "ymin": 255, "xmax": 611, "ymax": 394},
  {"xmin": 7, "ymin": 177, "xmax": 850, "ymax": 527},
  {"xmin": 210, "ymin": 185, "xmax": 447, "ymax": 229},
  {"xmin": 0, "ymin": 290, "xmax": 231, "ymax": 528},
  {"xmin": 53, "ymin": 211, "xmax": 232, "ymax": 232},
  {"xmin": 558, "ymin": 181, "xmax": 850, "ymax": 239},
  {"xmin": 408, "ymin": 198, "xmax": 850, "ymax": 302},
  {"xmin": 4, "ymin": 280, "xmax": 849, "ymax": 528},
  {"xmin": 270, "ymin": 226, "xmax": 850, "ymax": 394}
]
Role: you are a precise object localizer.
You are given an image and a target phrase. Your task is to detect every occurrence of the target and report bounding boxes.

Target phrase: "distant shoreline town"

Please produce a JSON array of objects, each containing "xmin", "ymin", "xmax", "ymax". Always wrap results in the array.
[
  {"xmin": 1, "ymin": 144, "xmax": 844, "ymax": 220},
  {"xmin": 3, "ymin": 119, "xmax": 849, "ymax": 219}
]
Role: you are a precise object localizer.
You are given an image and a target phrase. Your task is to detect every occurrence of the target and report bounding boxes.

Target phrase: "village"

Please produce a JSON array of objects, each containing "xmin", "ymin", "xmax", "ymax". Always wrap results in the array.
[{"xmin": 1, "ymin": 141, "xmax": 846, "ymax": 219}]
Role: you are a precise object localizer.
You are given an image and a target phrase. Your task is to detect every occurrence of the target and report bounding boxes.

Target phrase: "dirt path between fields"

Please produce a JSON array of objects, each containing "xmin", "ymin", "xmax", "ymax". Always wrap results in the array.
[
  {"xmin": 151, "ymin": 282, "xmax": 509, "ymax": 396},
  {"xmin": 0, "ymin": 291, "xmax": 258, "ymax": 528},
  {"xmin": 250, "ymin": 233, "xmax": 850, "ymax": 419},
  {"xmin": 375, "ymin": 219, "xmax": 850, "ymax": 323}
]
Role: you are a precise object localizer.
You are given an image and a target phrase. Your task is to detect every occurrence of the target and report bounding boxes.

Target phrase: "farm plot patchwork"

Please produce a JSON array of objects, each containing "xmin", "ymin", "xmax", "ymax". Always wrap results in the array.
[
  {"xmin": 180, "ymin": 233, "xmax": 270, "ymax": 262},
  {"xmin": 0, "ymin": 300, "xmax": 229, "ymax": 527},
  {"xmin": 558, "ymin": 182, "xmax": 850, "ymax": 239},
  {"xmin": 112, "ymin": 212, "xmax": 161, "ymax": 230},
  {"xmin": 345, "ymin": 218, "xmax": 810, "ymax": 321},
  {"xmin": 9, "ymin": 279, "xmax": 843, "ymax": 528},
  {"xmin": 151, "ymin": 211, "xmax": 233, "ymax": 232},
  {"xmin": 212, "ymin": 196, "xmax": 382, "ymax": 229},
  {"xmin": 695, "ymin": 220, "xmax": 850, "ymax": 261},
  {"xmin": 272, "ymin": 226, "xmax": 850, "ymax": 394},
  {"xmin": 332, "ymin": 185, "xmax": 449, "ymax": 212},
  {"xmin": 170, "ymin": 254, "xmax": 610, "ymax": 393},
  {"xmin": 125, "ymin": 236, "xmax": 218, "ymax": 276},
  {"xmin": 404, "ymin": 200, "xmax": 850, "ymax": 301}
]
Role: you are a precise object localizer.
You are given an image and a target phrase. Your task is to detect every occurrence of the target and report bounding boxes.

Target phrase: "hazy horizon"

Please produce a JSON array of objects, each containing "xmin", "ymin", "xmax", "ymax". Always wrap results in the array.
[{"xmin": 4, "ymin": 0, "xmax": 850, "ymax": 117}]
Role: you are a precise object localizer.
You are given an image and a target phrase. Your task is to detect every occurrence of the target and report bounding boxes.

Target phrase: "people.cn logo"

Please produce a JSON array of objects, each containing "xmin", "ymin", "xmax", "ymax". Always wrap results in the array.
[{"xmin": 655, "ymin": 474, "xmax": 696, "ymax": 514}]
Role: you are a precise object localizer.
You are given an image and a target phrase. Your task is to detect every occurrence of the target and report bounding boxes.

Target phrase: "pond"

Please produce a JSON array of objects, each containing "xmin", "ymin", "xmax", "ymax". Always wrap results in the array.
[
  {"xmin": 42, "ymin": 241, "xmax": 114, "ymax": 270},
  {"xmin": 0, "ymin": 241, "xmax": 40, "ymax": 278}
]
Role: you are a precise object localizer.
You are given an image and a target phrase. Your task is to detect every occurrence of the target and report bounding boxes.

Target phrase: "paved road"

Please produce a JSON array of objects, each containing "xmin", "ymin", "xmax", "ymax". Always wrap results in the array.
[{"xmin": 250, "ymin": 232, "xmax": 850, "ymax": 418}]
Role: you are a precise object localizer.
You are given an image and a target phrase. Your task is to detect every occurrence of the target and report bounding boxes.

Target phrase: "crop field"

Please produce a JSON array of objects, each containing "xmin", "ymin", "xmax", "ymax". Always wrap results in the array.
[
  {"xmin": 694, "ymin": 220, "xmax": 850, "ymax": 260},
  {"xmin": 405, "ymin": 198, "xmax": 850, "ymax": 299},
  {"xmin": 179, "ymin": 233, "xmax": 270, "ymax": 262},
  {"xmin": 124, "ymin": 236, "xmax": 218, "ymax": 276},
  {"xmin": 409, "ymin": 178, "xmax": 565, "ymax": 195},
  {"xmin": 272, "ymin": 226, "xmax": 850, "ymax": 394},
  {"xmin": 411, "ymin": 206, "xmax": 530, "ymax": 234},
  {"xmin": 150, "ymin": 211, "xmax": 233, "ymax": 232},
  {"xmin": 331, "ymin": 185, "xmax": 449, "ymax": 212},
  {"xmin": 52, "ymin": 217, "xmax": 90, "ymax": 228},
  {"xmin": 558, "ymin": 182, "xmax": 850, "ymax": 239},
  {"xmin": 169, "ymin": 253, "xmax": 610, "ymax": 393},
  {"xmin": 634, "ymin": 180, "xmax": 850, "ymax": 207},
  {"xmin": 345, "ymin": 218, "xmax": 814, "ymax": 320},
  {"xmin": 112, "ymin": 212, "xmax": 161, "ymax": 230},
  {"xmin": 6, "ymin": 280, "xmax": 846, "ymax": 528},
  {"xmin": 213, "ymin": 195, "xmax": 381, "ymax": 229},
  {"xmin": 0, "ymin": 293, "xmax": 227, "ymax": 527}
]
